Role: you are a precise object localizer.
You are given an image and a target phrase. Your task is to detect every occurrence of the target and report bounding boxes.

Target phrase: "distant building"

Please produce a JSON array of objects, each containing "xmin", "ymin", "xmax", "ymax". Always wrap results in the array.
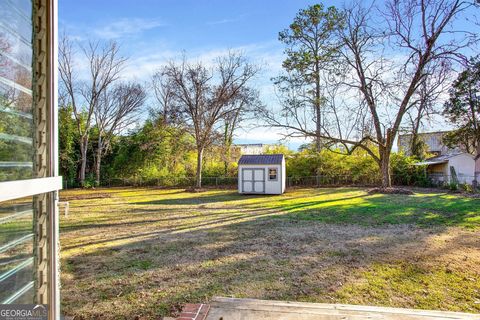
[
  {"xmin": 399, "ymin": 131, "xmax": 480, "ymax": 185},
  {"xmin": 414, "ymin": 152, "xmax": 476, "ymax": 184},
  {"xmin": 476, "ymin": 154, "xmax": 480, "ymax": 183},
  {"xmin": 233, "ymin": 143, "xmax": 270, "ymax": 155},
  {"xmin": 398, "ymin": 131, "xmax": 455, "ymax": 156}
]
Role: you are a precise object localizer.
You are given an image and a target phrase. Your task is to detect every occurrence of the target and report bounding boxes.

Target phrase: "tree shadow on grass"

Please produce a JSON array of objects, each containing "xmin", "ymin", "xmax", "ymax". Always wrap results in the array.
[
  {"xmin": 61, "ymin": 208, "xmax": 278, "ymax": 251},
  {"xmin": 132, "ymin": 187, "xmax": 361, "ymax": 207},
  {"xmin": 134, "ymin": 192, "xmax": 259, "ymax": 206},
  {"xmin": 60, "ymin": 209, "xmax": 480, "ymax": 319},
  {"xmin": 268, "ymin": 192, "xmax": 480, "ymax": 228},
  {"xmin": 59, "ymin": 188, "xmax": 480, "ymax": 319}
]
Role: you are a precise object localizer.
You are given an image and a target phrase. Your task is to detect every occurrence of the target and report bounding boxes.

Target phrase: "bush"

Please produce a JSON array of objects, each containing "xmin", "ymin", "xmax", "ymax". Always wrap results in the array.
[
  {"xmin": 390, "ymin": 153, "xmax": 430, "ymax": 187},
  {"xmin": 460, "ymin": 183, "xmax": 474, "ymax": 193},
  {"xmin": 83, "ymin": 175, "xmax": 97, "ymax": 189},
  {"xmin": 448, "ymin": 182, "xmax": 459, "ymax": 191}
]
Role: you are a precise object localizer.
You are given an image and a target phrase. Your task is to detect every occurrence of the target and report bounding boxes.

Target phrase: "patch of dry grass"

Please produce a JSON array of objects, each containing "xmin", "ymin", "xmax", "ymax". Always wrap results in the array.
[{"xmin": 58, "ymin": 187, "xmax": 480, "ymax": 319}]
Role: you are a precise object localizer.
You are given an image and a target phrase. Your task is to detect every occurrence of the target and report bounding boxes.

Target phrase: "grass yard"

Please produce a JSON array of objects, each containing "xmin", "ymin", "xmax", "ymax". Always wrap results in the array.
[{"xmin": 59, "ymin": 187, "xmax": 480, "ymax": 319}]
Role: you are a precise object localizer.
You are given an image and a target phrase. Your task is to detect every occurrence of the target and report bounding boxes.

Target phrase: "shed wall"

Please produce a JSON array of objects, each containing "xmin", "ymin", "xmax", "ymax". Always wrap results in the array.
[
  {"xmin": 448, "ymin": 154, "xmax": 475, "ymax": 184},
  {"xmin": 476, "ymin": 156, "xmax": 480, "ymax": 182},
  {"xmin": 238, "ymin": 164, "xmax": 284, "ymax": 194}
]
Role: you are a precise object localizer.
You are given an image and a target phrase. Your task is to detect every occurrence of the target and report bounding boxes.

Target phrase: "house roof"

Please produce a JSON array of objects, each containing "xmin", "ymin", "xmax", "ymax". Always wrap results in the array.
[
  {"xmin": 398, "ymin": 130, "xmax": 451, "ymax": 138},
  {"xmin": 413, "ymin": 152, "xmax": 473, "ymax": 166},
  {"xmin": 238, "ymin": 154, "xmax": 284, "ymax": 165},
  {"xmin": 234, "ymin": 143, "xmax": 265, "ymax": 147}
]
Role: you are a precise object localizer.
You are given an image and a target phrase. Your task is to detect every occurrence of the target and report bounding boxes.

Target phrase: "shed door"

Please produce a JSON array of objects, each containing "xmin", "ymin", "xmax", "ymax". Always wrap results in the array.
[{"xmin": 242, "ymin": 168, "xmax": 265, "ymax": 193}]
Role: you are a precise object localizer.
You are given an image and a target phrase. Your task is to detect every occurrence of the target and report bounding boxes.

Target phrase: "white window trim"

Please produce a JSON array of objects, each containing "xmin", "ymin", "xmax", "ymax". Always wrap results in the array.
[
  {"xmin": 268, "ymin": 167, "xmax": 278, "ymax": 181},
  {"xmin": 0, "ymin": 176, "xmax": 62, "ymax": 202}
]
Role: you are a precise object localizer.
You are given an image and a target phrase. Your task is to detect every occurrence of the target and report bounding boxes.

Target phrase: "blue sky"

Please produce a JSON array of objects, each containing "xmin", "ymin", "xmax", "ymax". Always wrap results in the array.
[
  {"xmin": 59, "ymin": 0, "xmax": 345, "ymax": 150},
  {"xmin": 59, "ymin": 0, "xmax": 339, "ymax": 50},
  {"xmin": 59, "ymin": 1, "xmax": 478, "ymax": 150}
]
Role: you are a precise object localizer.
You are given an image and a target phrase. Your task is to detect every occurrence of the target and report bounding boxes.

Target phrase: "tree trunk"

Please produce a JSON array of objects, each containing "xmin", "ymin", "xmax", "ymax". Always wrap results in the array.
[
  {"xmin": 314, "ymin": 63, "xmax": 322, "ymax": 152},
  {"xmin": 224, "ymin": 149, "xmax": 230, "ymax": 176},
  {"xmin": 315, "ymin": 117, "xmax": 321, "ymax": 152},
  {"xmin": 78, "ymin": 136, "xmax": 88, "ymax": 186},
  {"xmin": 196, "ymin": 146, "xmax": 204, "ymax": 189},
  {"xmin": 410, "ymin": 132, "xmax": 419, "ymax": 157},
  {"xmin": 224, "ymin": 123, "xmax": 231, "ymax": 176},
  {"xmin": 410, "ymin": 111, "xmax": 423, "ymax": 158},
  {"xmin": 379, "ymin": 148, "xmax": 391, "ymax": 188},
  {"xmin": 94, "ymin": 136, "xmax": 103, "ymax": 187}
]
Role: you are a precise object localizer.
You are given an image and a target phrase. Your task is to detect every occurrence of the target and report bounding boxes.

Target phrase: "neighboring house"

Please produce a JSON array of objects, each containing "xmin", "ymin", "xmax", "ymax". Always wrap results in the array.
[
  {"xmin": 476, "ymin": 154, "xmax": 480, "ymax": 183},
  {"xmin": 238, "ymin": 154, "xmax": 286, "ymax": 195},
  {"xmin": 233, "ymin": 143, "xmax": 270, "ymax": 155},
  {"xmin": 414, "ymin": 152, "xmax": 476, "ymax": 184},
  {"xmin": 397, "ymin": 131, "xmax": 454, "ymax": 156}
]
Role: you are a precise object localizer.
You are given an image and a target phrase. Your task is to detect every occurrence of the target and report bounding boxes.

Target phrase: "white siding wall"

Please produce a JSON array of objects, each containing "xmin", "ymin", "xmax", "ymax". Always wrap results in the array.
[
  {"xmin": 476, "ymin": 156, "xmax": 480, "ymax": 182},
  {"xmin": 236, "ymin": 145, "xmax": 265, "ymax": 155},
  {"xmin": 238, "ymin": 164, "xmax": 285, "ymax": 194},
  {"xmin": 448, "ymin": 154, "xmax": 476, "ymax": 184}
]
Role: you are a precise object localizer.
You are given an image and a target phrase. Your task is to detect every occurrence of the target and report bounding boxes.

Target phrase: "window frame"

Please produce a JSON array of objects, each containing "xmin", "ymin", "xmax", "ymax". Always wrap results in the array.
[
  {"xmin": 268, "ymin": 167, "xmax": 278, "ymax": 181},
  {"xmin": 0, "ymin": 177, "xmax": 62, "ymax": 202},
  {"xmin": 0, "ymin": 0, "xmax": 60, "ymax": 317}
]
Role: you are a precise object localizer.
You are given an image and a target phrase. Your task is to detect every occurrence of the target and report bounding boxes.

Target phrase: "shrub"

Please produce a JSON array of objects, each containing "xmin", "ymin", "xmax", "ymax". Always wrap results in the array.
[
  {"xmin": 448, "ymin": 182, "xmax": 459, "ymax": 191},
  {"xmin": 460, "ymin": 183, "xmax": 474, "ymax": 193},
  {"xmin": 390, "ymin": 153, "xmax": 430, "ymax": 187}
]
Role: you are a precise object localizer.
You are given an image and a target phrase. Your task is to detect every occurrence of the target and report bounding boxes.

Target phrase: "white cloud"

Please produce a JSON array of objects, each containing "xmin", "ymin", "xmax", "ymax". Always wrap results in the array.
[
  {"xmin": 206, "ymin": 14, "xmax": 248, "ymax": 26},
  {"xmin": 207, "ymin": 18, "xmax": 239, "ymax": 25},
  {"xmin": 208, "ymin": 18, "xmax": 242, "ymax": 26},
  {"xmin": 64, "ymin": 36, "xmax": 290, "ymax": 145},
  {"xmin": 94, "ymin": 18, "xmax": 166, "ymax": 39},
  {"xmin": 121, "ymin": 40, "xmax": 284, "ymax": 81},
  {"xmin": 119, "ymin": 41, "xmax": 289, "ymax": 144},
  {"xmin": 235, "ymin": 125, "xmax": 309, "ymax": 150}
]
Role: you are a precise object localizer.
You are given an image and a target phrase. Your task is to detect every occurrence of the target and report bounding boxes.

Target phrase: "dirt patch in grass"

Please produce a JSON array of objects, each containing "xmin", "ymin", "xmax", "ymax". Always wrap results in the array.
[
  {"xmin": 184, "ymin": 187, "xmax": 210, "ymax": 193},
  {"xmin": 59, "ymin": 187, "xmax": 480, "ymax": 319},
  {"xmin": 367, "ymin": 187, "xmax": 414, "ymax": 195},
  {"xmin": 61, "ymin": 192, "xmax": 112, "ymax": 201}
]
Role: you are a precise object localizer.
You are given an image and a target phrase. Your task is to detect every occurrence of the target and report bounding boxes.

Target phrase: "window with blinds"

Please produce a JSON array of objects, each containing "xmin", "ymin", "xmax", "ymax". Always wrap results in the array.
[
  {"xmin": 0, "ymin": 0, "xmax": 34, "ymax": 183},
  {"xmin": 0, "ymin": 196, "xmax": 34, "ymax": 303},
  {"xmin": 0, "ymin": 0, "xmax": 35, "ymax": 305}
]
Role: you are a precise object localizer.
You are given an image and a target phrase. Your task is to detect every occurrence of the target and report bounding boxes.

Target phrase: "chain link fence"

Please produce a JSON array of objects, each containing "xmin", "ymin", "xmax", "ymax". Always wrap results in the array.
[{"xmin": 63, "ymin": 173, "xmax": 478, "ymax": 190}]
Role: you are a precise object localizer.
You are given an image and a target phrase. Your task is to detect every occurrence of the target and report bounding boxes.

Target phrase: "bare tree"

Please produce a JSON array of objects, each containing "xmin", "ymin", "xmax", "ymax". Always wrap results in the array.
[
  {"xmin": 162, "ymin": 52, "xmax": 259, "ymax": 188},
  {"xmin": 263, "ymin": 0, "xmax": 476, "ymax": 188},
  {"xmin": 59, "ymin": 36, "xmax": 127, "ymax": 186},
  {"xmin": 443, "ymin": 56, "xmax": 480, "ymax": 184},
  {"xmin": 0, "ymin": 33, "xmax": 9, "ymax": 70},
  {"xmin": 221, "ymin": 87, "xmax": 262, "ymax": 175},
  {"xmin": 341, "ymin": 0, "xmax": 475, "ymax": 187},
  {"xmin": 93, "ymin": 82, "xmax": 146, "ymax": 185},
  {"xmin": 151, "ymin": 70, "xmax": 179, "ymax": 125},
  {"xmin": 403, "ymin": 59, "xmax": 452, "ymax": 158}
]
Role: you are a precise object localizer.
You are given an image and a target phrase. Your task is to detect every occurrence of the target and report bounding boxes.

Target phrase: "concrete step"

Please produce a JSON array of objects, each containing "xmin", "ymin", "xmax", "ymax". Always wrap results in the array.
[{"xmin": 205, "ymin": 297, "xmax": 480, "ymax": 320}]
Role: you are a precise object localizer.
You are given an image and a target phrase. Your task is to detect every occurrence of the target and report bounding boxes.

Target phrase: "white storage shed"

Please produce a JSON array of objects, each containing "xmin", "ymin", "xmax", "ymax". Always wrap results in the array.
[{"xmin": 238, "ymin": 154, "xmax": 286, "ymax": 194}]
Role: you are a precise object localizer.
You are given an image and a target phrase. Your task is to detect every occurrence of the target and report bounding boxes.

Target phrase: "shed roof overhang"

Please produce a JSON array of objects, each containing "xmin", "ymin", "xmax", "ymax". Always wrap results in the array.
[{"xmin": 413, "ymin": 160, "xmax": 448, "ymax": 166}]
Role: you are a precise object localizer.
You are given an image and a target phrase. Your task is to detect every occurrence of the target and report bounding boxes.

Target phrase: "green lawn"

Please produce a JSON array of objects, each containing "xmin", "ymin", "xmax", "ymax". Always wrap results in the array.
[{"xmin": 59, "ymin": 187, "xmax": 480, "ymax": 319}]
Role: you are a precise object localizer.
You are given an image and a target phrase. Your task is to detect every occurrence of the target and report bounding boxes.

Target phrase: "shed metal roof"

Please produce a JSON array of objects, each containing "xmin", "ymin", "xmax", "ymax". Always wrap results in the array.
[
  {"xmin": 413, "ymin": 152, "xmax": 473, "ymax": 166},
  {"xmin": 238, "ymin": 154, "xmax": 284, "ymax": 165}
]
